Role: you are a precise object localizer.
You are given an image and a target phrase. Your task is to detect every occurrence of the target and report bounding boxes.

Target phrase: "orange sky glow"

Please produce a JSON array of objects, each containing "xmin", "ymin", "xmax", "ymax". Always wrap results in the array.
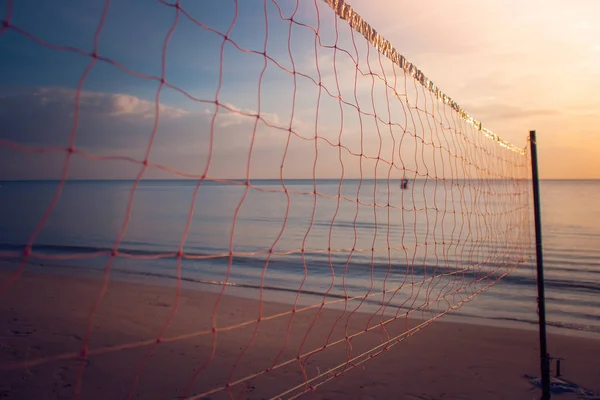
[{"xmin": 350, "ymin": 0, "xmax": 600, "ymax": 179}]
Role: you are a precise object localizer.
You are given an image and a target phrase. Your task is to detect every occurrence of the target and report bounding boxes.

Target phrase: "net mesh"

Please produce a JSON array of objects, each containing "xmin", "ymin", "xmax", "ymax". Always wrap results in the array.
[{"xmin": 0, "ymin": 0, "xmax": 531, "ymax": 398}]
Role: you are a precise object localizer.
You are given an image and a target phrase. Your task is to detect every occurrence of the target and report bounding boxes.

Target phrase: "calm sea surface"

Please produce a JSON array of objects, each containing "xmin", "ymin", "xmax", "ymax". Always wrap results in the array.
[{"xmin": 0, "ymin": 179, "xmax": 598, "ymax": 336}]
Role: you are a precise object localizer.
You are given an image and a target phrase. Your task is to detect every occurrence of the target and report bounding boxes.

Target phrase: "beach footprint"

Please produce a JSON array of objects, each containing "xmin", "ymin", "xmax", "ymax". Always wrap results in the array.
[{"xmin": 52, "ymin": 358, "xmax": 92, "ymax": 400}]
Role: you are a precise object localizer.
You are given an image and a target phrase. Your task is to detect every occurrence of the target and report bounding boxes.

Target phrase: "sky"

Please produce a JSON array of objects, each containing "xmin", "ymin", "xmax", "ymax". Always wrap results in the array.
[
  {"xmin": 0, "ymin": 0, "xmax": 598, "ymax": 180},
  {"xmin": 348, "ymin": 0, "xmax": 600, "ymax": 179}
]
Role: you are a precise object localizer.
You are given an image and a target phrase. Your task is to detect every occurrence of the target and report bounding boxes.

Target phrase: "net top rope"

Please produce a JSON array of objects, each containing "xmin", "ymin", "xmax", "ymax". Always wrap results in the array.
[{"xmin": 323, "ymin": 0, "xmax": 526, "ymax": 155}]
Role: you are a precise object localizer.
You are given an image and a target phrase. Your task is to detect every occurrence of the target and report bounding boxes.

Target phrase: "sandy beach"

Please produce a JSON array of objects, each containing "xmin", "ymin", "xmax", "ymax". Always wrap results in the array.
[{"xmin": 1, "ymin": 269, "xmax": 599, "ymax": 400}]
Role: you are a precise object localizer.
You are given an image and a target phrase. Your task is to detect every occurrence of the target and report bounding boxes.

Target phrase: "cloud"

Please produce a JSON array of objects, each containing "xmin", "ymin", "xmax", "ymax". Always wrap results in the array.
[
  {"xmin": 1, "ymin": 85, "xmax": 527, "ymax": 181},
  {"xmin": 215, "ymin": 102, "xmax": 282, "ymax": 129},
  {"xmin": 35, "ymin": 87, "xmax": 189, "ymax": 119},
  {"xmin": 0, "ymin": 87, "xmax": 328, "ymax": 179},
  {"xmin": 0, "ymin": 87, "xmax": 190, "ymax": 148},
  {"xmin": 0, "ymin": 87, "xmax": 283, "ymax": 147}
]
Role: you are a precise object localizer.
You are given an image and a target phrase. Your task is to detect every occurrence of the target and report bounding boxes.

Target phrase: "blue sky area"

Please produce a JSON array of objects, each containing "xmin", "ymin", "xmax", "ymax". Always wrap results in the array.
[{"xmin": 1, "ymin": 0, "xmax": 322, "ymax": 108}]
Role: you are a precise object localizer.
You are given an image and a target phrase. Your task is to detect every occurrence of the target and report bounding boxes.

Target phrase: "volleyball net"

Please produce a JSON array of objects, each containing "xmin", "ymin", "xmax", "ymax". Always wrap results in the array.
[{"xmin": 0, "ymin": 0, "xmax": 531, "ymax": 398}]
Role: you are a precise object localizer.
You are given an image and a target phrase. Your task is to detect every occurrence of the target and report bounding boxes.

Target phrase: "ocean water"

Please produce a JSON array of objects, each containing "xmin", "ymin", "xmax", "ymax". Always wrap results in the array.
[{"xmin": 0, "ymin": 179, "xmax": 598, "ymax": 336}]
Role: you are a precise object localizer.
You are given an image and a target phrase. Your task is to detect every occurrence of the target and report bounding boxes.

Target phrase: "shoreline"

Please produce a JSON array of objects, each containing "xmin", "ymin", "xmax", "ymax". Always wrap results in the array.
[
  {"xmin": 1, "ymin": 269, "xmax": 600, "ymax": 399},
  {"xmin": 2, "ymin": 259, "xmax": 599, "ymax": 341}
]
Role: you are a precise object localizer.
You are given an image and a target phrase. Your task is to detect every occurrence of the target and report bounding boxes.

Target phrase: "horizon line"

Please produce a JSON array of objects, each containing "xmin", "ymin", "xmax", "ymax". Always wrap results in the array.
[{"xmin": 1, "ymin": 178, "xmax": 598, "ymax": 182}]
